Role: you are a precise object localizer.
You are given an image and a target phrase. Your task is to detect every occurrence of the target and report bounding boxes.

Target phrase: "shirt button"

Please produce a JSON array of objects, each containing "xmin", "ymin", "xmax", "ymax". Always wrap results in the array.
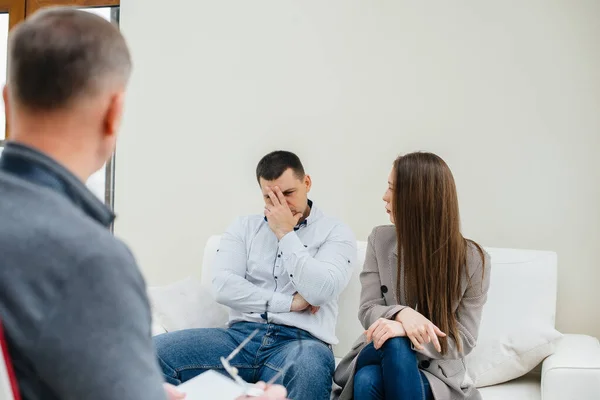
[
  {"xmin": 290, "ymin": 274, "xmax": 293, "ymax": 278},
  {"xmin": 277, "ymin": 254, "xmax": 281, "ymax": 258}
]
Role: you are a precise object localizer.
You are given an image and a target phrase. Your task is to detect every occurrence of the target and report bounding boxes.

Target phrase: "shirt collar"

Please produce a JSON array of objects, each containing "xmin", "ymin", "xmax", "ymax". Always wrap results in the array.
[{"xmin": 0, "ymin": 142, "xmax": 115, "ymax": 227}]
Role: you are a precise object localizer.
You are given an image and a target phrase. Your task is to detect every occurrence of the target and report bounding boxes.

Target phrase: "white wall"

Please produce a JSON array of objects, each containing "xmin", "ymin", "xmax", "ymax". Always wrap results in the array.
[{"xmin": 118, "ymin": 1, "xmax": 600, "ymax": 338}]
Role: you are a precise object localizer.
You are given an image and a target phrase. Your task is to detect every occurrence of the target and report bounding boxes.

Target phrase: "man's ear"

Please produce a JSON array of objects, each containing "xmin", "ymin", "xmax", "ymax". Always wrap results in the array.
[
  {"xmin": 103, "ymin": 91, "xmax": 125, "ymax": 138},
  {"xmin": 304, "ymin": 174, "xmax": 312, "ymax": 193}
]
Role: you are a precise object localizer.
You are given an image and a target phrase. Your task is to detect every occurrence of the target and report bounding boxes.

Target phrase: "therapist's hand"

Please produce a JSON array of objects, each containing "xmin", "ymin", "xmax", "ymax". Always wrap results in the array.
[
  {"xmin": 164, "ymin": 383, "xmax": 186, "ymax": 400},
  {"xmin": 237, "ymin": 382, "xmax": 288, "ymax": 399}
]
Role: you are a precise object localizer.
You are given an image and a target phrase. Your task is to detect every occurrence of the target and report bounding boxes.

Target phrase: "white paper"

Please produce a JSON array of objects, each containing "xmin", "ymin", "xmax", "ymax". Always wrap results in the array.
[{"xmin": 177, "ymin": 370, "xmax": 246, "ymax": 399}]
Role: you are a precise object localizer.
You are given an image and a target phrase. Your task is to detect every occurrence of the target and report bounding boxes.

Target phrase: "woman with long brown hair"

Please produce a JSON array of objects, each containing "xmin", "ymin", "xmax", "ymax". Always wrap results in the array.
[{"xmin": 333, "ymin": 152, "xmax": 491, "ymax": 400}]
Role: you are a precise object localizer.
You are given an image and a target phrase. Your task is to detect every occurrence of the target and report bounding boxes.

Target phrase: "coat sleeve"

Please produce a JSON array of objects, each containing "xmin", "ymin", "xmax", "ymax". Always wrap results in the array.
[{"xmin": 358, "ymin": 227, "xmax": 407, "ymax": 330}]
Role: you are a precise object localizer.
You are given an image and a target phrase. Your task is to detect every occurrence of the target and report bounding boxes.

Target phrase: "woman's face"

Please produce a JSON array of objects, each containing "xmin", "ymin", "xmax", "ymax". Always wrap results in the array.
[{"xmin": 382, "ymin": 168, "xmax": 395, "ymax": 224}]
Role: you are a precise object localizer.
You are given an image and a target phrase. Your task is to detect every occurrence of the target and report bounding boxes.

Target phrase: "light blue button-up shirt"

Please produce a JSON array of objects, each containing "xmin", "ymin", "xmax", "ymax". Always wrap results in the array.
[{"xmin": 212, "ymin": 202, "xmax": 357, "ymax": 344}]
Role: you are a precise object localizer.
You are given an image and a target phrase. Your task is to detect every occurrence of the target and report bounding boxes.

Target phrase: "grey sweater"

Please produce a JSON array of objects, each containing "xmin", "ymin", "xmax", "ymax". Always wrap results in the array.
[{"xmin": 0, "ymin": 143, "xmax": 166, "ymax": 400}]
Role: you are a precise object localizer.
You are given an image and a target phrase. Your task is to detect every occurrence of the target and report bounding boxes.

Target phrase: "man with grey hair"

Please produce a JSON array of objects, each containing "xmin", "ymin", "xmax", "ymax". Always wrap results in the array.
[
  {"xmin": 0, "ymin": 8, "xmax": 288, "ymax": 400},
  {"xmin": 0, "ymin": 7, "xmax": 184, "ymax": 400}
]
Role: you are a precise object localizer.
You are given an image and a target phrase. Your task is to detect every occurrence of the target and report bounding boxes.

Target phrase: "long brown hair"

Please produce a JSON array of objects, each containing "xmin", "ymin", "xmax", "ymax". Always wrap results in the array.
[{"xmin": 392, "ymin": 152, "xmax": 484, "ymax": 354}]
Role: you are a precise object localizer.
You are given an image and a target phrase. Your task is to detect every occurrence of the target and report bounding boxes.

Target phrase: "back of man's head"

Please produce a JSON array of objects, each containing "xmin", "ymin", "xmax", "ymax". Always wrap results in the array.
[{"xmin": 8, "ymin": 7, "xmax": 131, "ymax": 111}]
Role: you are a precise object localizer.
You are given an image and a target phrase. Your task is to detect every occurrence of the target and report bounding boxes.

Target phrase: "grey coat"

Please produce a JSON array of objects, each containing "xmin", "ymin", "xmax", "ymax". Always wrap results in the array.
[{"xmin": 333, "ymin": 225, "xmax": 491, "ymax": 400}]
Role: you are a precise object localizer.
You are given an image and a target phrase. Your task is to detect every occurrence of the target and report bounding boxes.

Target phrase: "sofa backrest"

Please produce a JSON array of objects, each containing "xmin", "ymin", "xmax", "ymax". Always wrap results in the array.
[{"xmin": 202, "ymin": 236, "xmax": 558, "ymax": 358}]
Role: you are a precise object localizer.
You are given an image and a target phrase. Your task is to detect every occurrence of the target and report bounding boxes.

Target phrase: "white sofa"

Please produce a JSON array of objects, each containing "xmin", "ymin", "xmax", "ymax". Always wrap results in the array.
[{"xmin": 149, "ymin": 236, "xmax": 600, "ymax": 400}]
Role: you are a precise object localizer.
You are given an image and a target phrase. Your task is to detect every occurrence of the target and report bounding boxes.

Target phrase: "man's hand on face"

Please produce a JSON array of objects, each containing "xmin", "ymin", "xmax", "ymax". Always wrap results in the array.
[{"xmin": 264, "ymin": 186, "xmax": 303, "ymax": 240}]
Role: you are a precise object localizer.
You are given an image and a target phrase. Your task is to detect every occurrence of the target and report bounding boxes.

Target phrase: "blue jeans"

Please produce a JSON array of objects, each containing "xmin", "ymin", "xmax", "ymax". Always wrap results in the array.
[
  {"xmin": 354, "ymin": 337, "xmax": 433, "ymax": 400},
  {"xmin": 154, "ymin": 322, "xmax": 334, "ymax": 400}
]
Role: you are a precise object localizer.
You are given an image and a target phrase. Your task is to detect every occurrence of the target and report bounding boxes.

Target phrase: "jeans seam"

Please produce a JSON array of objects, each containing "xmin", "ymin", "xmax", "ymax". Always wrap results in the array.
[
  {"xmin": 252, "ymin": 329, "xmax": 273, "ymax": 382},
  {"xmin": 263, "ymin": 362, "xmax": 284, "ymax": 373},
  {"xmin": 255, "ymin": 334, "xmax": 270, "ymax": 366},
  {"xmin": 157, "ymin": 355, "xmax": 179, "ymax": 380}
]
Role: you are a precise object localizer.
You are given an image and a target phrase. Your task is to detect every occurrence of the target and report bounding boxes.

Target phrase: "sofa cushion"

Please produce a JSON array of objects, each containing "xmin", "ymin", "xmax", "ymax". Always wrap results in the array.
[
  {"xmin": 479, "ymin": 372, "xmax": 541, "ymax": 400},
  {"xmin": 477, "ymin": 248, "xmax": 557, "ymax": 345},
  {"xmin": 466, "ymin": 325, "xmax": 562, "ymax": 387},
  {"xmin": 463, "ymin": 248, "xmax": 559, "ymax": 386},
  {"xmin": 148, "ymin": 277, "xmax": 229, "ymax": 333}
]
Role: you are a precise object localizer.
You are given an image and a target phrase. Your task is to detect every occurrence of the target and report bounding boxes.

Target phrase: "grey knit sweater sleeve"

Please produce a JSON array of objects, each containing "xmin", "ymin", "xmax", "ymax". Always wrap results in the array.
[{"xmin": 32, "ymin": 246, "xmax": 167, "ymax": 400}]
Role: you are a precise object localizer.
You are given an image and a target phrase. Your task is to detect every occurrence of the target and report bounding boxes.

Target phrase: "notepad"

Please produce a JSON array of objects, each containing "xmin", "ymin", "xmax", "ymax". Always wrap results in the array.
[{"xmin": 177, "ymin": 370, "xmax": 246, "ymax": 399}]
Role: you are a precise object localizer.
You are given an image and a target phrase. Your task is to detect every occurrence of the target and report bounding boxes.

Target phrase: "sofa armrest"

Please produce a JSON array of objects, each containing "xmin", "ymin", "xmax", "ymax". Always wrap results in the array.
[{"xmin": 541, "ymin": 334, "xmax": 600, "ymax": 400}]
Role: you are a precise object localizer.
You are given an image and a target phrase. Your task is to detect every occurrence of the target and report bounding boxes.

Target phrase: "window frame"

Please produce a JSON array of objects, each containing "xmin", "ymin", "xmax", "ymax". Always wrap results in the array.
[
  {"xmin": 0, "ymin": 0, "xmax": 26, "ymax": 144},
  {"xmin": 0, "ymin": 0, "xmax": 25, "ymax": 31},
  {"xmin": 26, "ymin": 0, "xmax": 118, "ymax": 15}
]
